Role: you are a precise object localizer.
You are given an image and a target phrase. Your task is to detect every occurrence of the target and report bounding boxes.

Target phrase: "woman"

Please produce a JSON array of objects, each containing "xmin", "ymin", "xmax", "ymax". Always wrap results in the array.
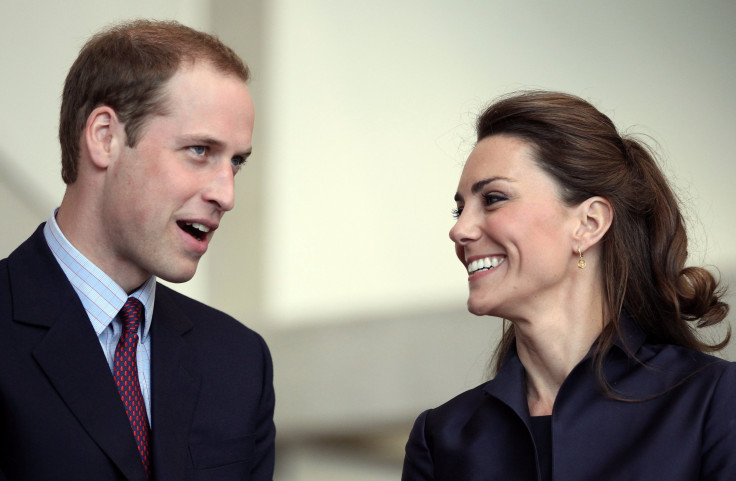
[{"xmin": 402, "ymin": 91, "xmax": 736, "ymax": 481}]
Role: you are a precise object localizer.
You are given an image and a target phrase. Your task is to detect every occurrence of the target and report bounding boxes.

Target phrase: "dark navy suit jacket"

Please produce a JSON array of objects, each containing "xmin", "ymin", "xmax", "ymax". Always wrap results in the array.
[
  {"xmin": 0, "ymin": 225, "xmax": 275, "ymax": 480},
  {"xmin": 402, "ymin": 315, "xmax": 736, "ymax": 480}
]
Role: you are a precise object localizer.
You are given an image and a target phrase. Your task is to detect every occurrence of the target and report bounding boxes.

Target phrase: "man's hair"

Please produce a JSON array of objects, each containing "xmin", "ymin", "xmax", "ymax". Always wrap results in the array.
[{"xmin": 59, "ymin": 19, "xmax": 250, "ymax": 184}]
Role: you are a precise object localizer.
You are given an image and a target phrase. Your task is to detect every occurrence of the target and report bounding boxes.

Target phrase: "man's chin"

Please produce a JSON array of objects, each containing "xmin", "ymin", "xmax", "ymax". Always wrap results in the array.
[{"xmin": 156, "ymin": 264, "xmax": 199, "ymax": 284}]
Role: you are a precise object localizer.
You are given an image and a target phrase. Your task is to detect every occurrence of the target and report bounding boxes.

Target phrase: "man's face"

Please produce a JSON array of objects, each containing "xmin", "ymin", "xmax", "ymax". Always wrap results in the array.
[{"xmin": 101, "ymin": 62, "xmax": 254, "ymax": 290}]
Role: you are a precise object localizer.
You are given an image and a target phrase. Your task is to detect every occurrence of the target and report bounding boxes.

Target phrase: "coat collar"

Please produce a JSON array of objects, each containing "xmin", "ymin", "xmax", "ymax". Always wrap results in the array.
[
  {"xmin": 611, "ymin": 310, "xmax": 647, "ymax": 355},
  {"xmin": 482, "ymin": 313, "xmax": 648, "ymax": 420}
]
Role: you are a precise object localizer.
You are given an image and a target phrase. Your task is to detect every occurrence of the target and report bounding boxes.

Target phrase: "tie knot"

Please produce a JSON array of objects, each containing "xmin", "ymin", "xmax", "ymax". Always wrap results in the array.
[{"xmin": 120, "ymin": 297, "xmax": 144, "ymax": 333}]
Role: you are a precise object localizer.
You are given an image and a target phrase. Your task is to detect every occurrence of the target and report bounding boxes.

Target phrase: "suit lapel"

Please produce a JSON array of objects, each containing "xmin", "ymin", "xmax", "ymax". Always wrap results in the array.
[
  {"xmin": 150, "ymin": 285, "xmax": 200, "ymax": 480},
  {"xmin": 32, "ymin": 308, "xmax": 149, "ymax": 481},
  {"xmin": 11, "ymin": 226, "xmax": 147, "ymax": 481}
]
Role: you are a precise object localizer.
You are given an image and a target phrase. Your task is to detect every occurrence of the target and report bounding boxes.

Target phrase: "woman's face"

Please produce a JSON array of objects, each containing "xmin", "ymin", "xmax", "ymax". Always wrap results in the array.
[{"xmin": 450, "ymin": 135, "xmax": 581, "ymax": 320}]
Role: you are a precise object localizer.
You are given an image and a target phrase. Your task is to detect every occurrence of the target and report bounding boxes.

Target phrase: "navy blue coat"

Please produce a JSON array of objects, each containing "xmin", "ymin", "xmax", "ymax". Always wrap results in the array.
[
  {"xmin": 0, "ymin": 225, "xmax": 275, "ymax": 480},
  {"xmin": 403, "ymin": 315, "xmax": 736, "ymax": 480}
]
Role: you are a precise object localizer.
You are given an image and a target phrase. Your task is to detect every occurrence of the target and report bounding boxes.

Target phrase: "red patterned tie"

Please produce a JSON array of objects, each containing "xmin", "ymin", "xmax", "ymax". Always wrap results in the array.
[{"xmin": 115, "ymin": 297, "xmax": 151, "ymax": 478}]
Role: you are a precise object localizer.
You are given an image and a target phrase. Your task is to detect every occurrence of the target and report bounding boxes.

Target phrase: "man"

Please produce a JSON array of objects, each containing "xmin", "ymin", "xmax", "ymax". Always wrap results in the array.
[{"xmin": 0, "ymin": 20, "xmax": 275, "ymax": 480}]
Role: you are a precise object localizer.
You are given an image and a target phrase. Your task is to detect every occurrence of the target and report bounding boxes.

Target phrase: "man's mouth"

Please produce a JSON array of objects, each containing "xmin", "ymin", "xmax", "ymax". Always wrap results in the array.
[
  {"xmin": 177, "ymin": 221, "xmax": 211, "ymax": 242},
  {"xmin": 467, "ymin": 256, "xmax": 505, "ymax": 275}
]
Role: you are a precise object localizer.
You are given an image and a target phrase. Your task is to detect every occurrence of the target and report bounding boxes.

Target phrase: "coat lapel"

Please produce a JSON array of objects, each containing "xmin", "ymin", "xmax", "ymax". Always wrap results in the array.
[
  {"xmin": 11, "ymin": 226, "xmax": 147, "ymax": 481},
  {"xmin": 483, "ymin": 345, "xmax": 531, "ymax": 422},
  {"xmin": 149, "ymin": 285, "xmax": 200, "ymax": 480}
]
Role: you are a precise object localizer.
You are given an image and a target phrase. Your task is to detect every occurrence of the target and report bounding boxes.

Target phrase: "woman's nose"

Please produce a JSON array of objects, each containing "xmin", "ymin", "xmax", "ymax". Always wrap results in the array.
[{"xmin": 449, "ymin": 209, "xmax": 480, "ymax": 245}]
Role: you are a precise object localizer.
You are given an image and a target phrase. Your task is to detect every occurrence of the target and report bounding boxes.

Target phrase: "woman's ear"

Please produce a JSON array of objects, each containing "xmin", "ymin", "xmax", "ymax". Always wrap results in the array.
[
  {"xmin": 573, "ymin": 196, "xmax": 613, "ymax": 251},
  {"xmin": 82, "ymin": 106, "xmax": 125, "ymax": 170}
]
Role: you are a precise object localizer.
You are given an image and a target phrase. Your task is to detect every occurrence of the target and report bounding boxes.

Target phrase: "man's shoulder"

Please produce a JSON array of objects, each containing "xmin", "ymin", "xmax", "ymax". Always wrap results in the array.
[
  {"xmin": 153, "ymin": 283, "xmax": 271, "ymax": 376},
  {"xmin": 2, "ymin": 224, "xmax": 47, "ymax": 263},
  {"xmin": 154, "ymin": 282, "xmax": 265, "ymax": 345},
  {"xmin": 0, "ymin": 223, "xmax": 68, "ymax": 299}
]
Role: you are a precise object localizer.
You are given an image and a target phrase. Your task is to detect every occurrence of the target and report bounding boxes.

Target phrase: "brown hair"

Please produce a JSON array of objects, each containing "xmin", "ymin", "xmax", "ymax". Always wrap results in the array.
[
  {"xmin": 59, "ymin": 19, "xmax": 250, "ymax": 184},
  {"xmin": 478, "ymin": 91, "xmax": 730, "ymax": 378}
]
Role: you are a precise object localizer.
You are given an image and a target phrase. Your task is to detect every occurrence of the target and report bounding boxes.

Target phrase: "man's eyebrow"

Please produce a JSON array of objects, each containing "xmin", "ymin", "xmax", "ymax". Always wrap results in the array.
[
  {"xmin": 179, "ymin": 134, "xmax": 224, "ymax": 146},
  {"xmin": 179, "ymin": 134, "xmax": 252, "ymax": 157}
]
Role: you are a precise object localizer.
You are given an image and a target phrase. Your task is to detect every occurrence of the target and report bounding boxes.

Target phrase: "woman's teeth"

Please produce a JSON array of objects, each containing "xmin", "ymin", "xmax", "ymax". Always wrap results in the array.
[{"xmin": 467, "ymin": 256, "xmax": 504, "ymax": 274}]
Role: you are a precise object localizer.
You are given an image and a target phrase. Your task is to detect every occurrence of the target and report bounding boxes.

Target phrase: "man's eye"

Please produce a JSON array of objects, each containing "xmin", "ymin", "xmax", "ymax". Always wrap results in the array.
[
  {"xmin": 231, "ymin": 156, "xmax": 247, "ymax": 171},
  {"xmin": 190, "ymin": 146, "xmax": 207, "ymax": 156}
]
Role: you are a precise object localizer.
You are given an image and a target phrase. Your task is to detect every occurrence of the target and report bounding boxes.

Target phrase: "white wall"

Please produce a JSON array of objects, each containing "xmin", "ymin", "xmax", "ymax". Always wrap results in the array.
[
  {"xmin": 3, "ymin": 1, "xmax": 734, "ymax": 326},
  {"xmin": 2, "ymin": 2, "xmax": 735, "ymax": 479},
  {"xmin": 259, "ymin": 0, "xmax": 736, "ymax": 326}
]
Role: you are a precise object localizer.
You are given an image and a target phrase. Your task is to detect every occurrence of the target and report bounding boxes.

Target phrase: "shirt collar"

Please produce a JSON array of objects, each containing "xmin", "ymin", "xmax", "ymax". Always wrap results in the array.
[{"xmin": 43, "ymin": 208, "xmax": 156, "ymax": 339}]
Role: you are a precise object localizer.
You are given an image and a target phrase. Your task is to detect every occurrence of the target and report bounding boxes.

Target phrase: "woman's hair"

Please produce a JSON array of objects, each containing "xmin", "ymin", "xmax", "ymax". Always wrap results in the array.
[
  {"xmin": 479, "ymin": 91, "xmax": 730, "ymax": 379},
  {"xmin": 59, "ymin": 19, "xmax": 250, "ymax": 184}
]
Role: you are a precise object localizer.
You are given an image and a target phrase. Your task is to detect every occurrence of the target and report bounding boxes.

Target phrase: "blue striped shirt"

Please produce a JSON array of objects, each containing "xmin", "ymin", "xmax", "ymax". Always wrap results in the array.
[{"xmin": 43, "ymin": 210, "xmax": 154, "ymax": 423}]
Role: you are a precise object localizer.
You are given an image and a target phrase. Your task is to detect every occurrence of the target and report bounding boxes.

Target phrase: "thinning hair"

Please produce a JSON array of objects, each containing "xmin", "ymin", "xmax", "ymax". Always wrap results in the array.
[{"xmin": 59, "ymin": 19, "xmax": 249, "ymax": 184}]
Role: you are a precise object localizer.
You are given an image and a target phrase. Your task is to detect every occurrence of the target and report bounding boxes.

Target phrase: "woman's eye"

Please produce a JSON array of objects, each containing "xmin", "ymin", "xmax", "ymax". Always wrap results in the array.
[
  {"xmin": 451, "ymin": 207, "xmax": 463, "ymax": 219},
  {"xmin": 483, "ymin": 193, "xmax": 507, "ymax": 206},
  {"xmin": 189, "ymin": 145, "xmax": 208, "ymax": 156}
]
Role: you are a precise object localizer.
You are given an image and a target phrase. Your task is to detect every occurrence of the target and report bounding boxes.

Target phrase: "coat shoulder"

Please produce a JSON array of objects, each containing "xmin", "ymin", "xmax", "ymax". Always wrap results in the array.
[
  {"xmin": 153, "ymin": 282, "xmax": 271, "ymax": 364},
  {"xmin": 155, "ymin": 283, "xmax": 262, "ymax": 336},
  {"xmin": 423, "ymin": 382, "xmax": 491, "ymax": 429}
]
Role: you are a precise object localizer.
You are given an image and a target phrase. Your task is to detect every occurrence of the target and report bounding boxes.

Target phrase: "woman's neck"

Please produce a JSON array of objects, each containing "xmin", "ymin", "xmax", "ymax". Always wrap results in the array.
[{"xmin": 513, "ymin": 301, "xmax": 607, "ymax": 416}]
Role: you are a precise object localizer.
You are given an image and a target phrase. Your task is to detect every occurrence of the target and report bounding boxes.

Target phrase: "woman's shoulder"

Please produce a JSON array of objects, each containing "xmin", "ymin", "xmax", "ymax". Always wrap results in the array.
[
  {"xmin": 636, "ymin": 340, "xmax": 735, "ymax": 374},
  {"xmin": 615, "ymin": 337, "xmax": 736, "ymax": 402},
  {"xmin": 421, "ymin": 382, "xmax": 494, "ymax": 428}
]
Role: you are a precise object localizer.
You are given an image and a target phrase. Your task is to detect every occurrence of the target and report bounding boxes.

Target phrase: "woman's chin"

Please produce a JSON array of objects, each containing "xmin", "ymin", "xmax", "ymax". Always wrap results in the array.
[
  {"xmin": 467, "ymin": 295, "xmax": 509, "ymax": 318},
  {"xmin": 467, "ymin": 298, "xmax": 492, "ymax": 316}
]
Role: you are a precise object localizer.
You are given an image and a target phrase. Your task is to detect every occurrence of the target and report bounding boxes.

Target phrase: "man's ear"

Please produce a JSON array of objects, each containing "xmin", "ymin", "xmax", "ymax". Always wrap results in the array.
[
  {"xmin": 83, "ymin": 106, "xmax": 125, "ymax": 170},
  {"xmin": 573, "ymin": 196, "xmax": 613, "ymax": 252}
]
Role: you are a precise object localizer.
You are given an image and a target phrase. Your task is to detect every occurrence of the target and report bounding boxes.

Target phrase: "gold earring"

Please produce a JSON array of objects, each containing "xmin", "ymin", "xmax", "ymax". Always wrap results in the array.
[{"xmin": 577, "ymin": 247, "xmax": 586, "ymax": 269}]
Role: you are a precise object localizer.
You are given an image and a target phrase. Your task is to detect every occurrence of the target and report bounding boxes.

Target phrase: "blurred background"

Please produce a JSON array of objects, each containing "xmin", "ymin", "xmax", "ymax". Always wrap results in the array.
[{"xmin": 2, "ymin": 1, "xmax": 735, "ymax": 479}]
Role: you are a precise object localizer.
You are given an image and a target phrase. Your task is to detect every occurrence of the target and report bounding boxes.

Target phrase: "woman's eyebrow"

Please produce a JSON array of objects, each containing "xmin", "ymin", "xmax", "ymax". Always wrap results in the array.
[
  {"xmin": 471, "ymin": 176, "xmax": 512, "ymax": 195},
  {"xmin": 455, "ymin": 176, "xmax": 513, "ymax": 202}
]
